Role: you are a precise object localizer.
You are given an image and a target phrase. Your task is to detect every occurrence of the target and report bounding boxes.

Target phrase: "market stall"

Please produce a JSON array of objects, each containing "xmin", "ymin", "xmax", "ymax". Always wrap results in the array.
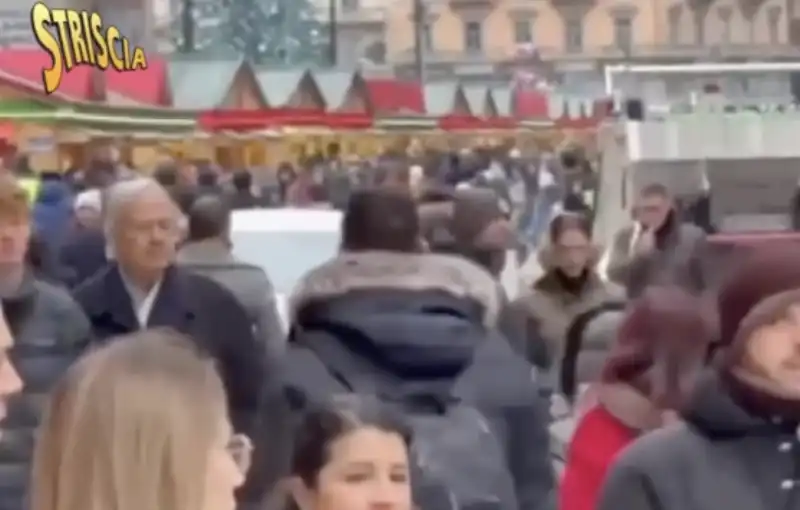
[{"xmin": 0, "ymin": 99, "xmax": 198, "ymax": 171}]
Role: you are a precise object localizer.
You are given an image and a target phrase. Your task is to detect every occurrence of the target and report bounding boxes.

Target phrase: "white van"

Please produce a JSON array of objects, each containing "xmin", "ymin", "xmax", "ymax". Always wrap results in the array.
[{"xmin": 229, "ymin": 208, "xmax": 342, "ymax": 329}]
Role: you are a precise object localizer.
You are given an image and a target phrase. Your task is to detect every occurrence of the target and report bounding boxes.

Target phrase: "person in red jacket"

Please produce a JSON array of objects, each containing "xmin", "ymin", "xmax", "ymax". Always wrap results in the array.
[{"xmin": 560, "ymin": 286, "xmax": 715, "ymax": 510}]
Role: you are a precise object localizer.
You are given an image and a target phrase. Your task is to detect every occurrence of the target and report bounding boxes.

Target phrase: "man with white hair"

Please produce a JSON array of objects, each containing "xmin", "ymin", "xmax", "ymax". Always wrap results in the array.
[{"xmin": 72, "ymin": 178, "xmax": 268, "ymax": 447}]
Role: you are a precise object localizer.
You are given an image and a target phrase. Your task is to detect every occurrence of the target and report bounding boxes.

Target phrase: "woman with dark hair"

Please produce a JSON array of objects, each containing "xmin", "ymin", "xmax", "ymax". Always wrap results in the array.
[
  {"xmin": 560, "ymin": 287, "xmax": 714, "ymax": 510},
  {"xmin": 598, "ymin": 246, "xmax": 800, "ymax": 510},
  {"xmin": 283, "ymin": 396, "xmax": 413, "ymax": 510},
  {"xmin": 509, "ymin": 212, "xmax": 623, "ymax": 391}
]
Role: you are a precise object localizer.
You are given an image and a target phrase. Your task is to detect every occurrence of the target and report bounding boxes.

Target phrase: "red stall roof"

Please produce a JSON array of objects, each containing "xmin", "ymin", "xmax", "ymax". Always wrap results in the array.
[
  {"xmin": 514, "ymin": 87, "xmax": 549, "ymax": 118},
  {"xmin": 199, "ymin": 108, "xmax": 373, "ymax": 131},
  {"xmin": 0, "ymin": 122, "xmax": 14, "ymax": 140},
  {"xmin": 0, "ymin": 49, "xmax": 166, "ymax": 104},
  {"xmin": 0, "ymin": 48, "xmax": 96, "ymax": 100},
  {"xmin": 364, "ymin": 78, "xmax": 425, "ymax": 114},
  {"xmin": 106, "ymin": 56, "xmax": 169, "ymax": 105},
  {"xmin": 437, "ymin": 114, "xmax": 518, "ymax": 130}
]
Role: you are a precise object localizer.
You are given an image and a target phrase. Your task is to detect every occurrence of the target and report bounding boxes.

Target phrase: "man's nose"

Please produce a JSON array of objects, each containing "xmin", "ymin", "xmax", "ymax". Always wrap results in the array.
[
  {"xmin": 149, "ymin": 226, "xmax": 169, "ymax": 242},
  {"xmin": 368, "ymin": 480, "xmax": 405, "ymax": 510}
]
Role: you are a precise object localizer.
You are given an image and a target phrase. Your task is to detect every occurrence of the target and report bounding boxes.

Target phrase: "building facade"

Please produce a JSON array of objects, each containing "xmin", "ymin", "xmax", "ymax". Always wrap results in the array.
[
  {"xmin": 383, "ymin": 0, "xmax": 797, "ymax": 97},
  {"xmin": 0, "ymin": 0, "xmax": 161, "ymax": 51},
  {"xmin": 315, "ymin": 0, "xmax": 389, "ymax": 69}
]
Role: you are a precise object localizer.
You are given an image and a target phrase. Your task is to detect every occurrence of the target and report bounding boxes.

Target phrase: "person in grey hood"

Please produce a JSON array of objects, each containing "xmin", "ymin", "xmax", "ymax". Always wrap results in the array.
[
  {"xmin": 0, "ymin": 175, "xmax": 90, "ymax": 510},
  {"xmin": 177, "ymin": 194, "xmax": 285, "ymax": 360},
  {"xmin": 418, "ymin": 187, "xmax": 531, "ymax": 357},
  {"xmin": 598, "ymin": 246, "xmax": 800, "ymax": 510}
]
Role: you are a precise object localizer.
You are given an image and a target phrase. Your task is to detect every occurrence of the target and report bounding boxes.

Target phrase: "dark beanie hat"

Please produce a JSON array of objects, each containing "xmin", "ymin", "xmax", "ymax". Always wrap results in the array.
[
  {"xmin": 451, "ymin": 188, "xmax": 507, "ymax": 249},
  {"xmin": 342, "ymin": 187, "xmax": 419, "ymax": 252},
  {"xmin": 717, "ymin": 245, "xmax": 800, "ymax": 349}
]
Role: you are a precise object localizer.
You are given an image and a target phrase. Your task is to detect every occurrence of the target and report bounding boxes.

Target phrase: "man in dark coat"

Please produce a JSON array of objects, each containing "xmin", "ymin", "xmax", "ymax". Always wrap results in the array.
[
  {"xmin": 71, "ymin": 178, "xmax": 274, "ymax": 508},
  {"xmin": 177, "ymin": 195, "xmax": 285, "ymax": 361},
  {"xmin": 227, "ymin": 170, "xmax": 258, "ymax": 210},
  {"xmin": 285, "ymin": 188, "xmax": 555, "ymax": 510}
]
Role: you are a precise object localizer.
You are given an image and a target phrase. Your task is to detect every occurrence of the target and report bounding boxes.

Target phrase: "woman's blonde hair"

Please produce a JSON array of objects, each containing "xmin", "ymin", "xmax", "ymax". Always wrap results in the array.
[{"xmin": 31, "ymin": 329, "xmax": 228, "ymax": 510}]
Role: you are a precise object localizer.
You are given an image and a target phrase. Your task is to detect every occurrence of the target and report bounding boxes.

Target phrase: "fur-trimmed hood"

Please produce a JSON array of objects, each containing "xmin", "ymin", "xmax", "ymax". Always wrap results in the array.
[{"xmin": 289, "ymin": 251, "xmax": 501, "ymax": 326}]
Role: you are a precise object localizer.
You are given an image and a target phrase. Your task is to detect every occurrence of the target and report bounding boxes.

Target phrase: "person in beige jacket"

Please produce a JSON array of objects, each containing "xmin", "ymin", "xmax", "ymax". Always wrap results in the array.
[{"xmin": 509, "ymin": 212, "xmax": 623, "ymax": 394}]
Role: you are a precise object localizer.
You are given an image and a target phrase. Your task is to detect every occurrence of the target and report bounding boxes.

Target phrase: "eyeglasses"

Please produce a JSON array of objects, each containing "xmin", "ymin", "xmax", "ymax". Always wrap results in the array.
[{"xmin": 227, "ymin": 433, "xmax": 253, "ymax": 475}]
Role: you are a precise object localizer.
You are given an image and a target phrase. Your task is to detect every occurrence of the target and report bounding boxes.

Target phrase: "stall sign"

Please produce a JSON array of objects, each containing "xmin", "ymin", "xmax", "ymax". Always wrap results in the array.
[{"xmin": 25, "ymin": 136, "xmax": 56, "ymax": 154}]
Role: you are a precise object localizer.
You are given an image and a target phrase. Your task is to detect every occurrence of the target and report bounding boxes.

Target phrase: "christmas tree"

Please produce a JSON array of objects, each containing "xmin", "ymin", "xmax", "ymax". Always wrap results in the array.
[{"xmin": 171, "ymin": 0, "xmax": 330, "ymax": 65}]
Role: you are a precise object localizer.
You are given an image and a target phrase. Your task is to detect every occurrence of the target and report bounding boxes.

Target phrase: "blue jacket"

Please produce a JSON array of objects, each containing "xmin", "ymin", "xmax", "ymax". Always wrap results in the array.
[{"xmin": 32, "ymin": 181, "xmax": 73, "ymax": 246}]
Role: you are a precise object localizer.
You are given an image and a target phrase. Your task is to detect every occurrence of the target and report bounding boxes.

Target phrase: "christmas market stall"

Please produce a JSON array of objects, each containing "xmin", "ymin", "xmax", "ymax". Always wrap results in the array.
[
  {"xmin": 167, "ymin": 58, "xmax": 280, "ymax": 168},
  {"xmin": 435, "ymin": 83, "xmax": 523, "ymax": 150},
  {"xmin": 197, "ymin": 67, "xmax": 376, "ymax": 167},
  {"xmin": 362, "ymin": 77, "xmax": 432, "ymax": 154},
  {"xmin": 264, "ymin": 69, "xmax": 375, "ymax": 161},
  {"xmin": 0, "ymin": 50, "xmax": 199, "ymax": 171}
]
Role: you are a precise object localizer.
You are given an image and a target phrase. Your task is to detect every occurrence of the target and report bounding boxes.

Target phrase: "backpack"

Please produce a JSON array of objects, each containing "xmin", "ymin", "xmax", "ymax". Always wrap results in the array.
[
  {"xmin": 323, "ymin": 356, "xmax": 519, "ymax": 510},
  {"xmin": 404, "ymin": 397, "xmax": 518, "ymax": 510}
]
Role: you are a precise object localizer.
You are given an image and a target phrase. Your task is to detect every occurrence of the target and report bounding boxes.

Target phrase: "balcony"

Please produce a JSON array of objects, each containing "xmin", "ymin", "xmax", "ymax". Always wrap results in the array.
[
  {"xmin": 315, "ymin": 5, "xmax": 386, "ymax": 26},
  {"xmin": 388, "ymin": 45, "xmax": 513, "ymax": 65},
  {"xmin": 548, "ymin": 0, "xmax": 597, "ymax": 9},
  {"xmin": 386, "ymin": 42, "xmax": 800, "ymax": 69},
  {"xmin": 685, "ymin": 0, "xmax": 714, "ymax": 10},
  {"xmin": 338, "ymin": 6, "xmax": 386, "ymax": 25},
  {"xmin": 533, "ymin": 43, "xmax": 800, "ymax": 62},
  {"xmin": 448, "ymin": 0, "xmax": 499, "ymax": 11}
]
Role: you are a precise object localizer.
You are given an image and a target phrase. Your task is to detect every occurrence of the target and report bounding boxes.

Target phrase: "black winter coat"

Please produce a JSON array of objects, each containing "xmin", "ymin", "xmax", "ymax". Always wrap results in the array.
[
  {"xmin": 283, "ymin": 251, "xmax": 556, "ymax": 510},
  {"xmin": 73, "ymin": 264, "xmax": 267, "ymax": 429},
  {"xmin": 72, "ymin": 264, "xmax": 276, "ymax": 506},
  {"xmin": 599, "ymin": 371, "xmax": 800, "ymax": 510},
  {"xmin": 58, "ymin": 229, "xmax": 107, "ymax": 288}
]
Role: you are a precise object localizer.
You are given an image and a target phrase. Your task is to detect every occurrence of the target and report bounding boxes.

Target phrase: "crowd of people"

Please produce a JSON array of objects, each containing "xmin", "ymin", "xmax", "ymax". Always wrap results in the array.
[{"xmin": 0, "ymin": 141, "xmax": 792, "ymax": 510}]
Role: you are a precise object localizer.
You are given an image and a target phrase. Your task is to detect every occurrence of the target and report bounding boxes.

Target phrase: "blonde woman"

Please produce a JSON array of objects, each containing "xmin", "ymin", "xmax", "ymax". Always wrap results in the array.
[{"xmin": 31, "ymin": 329, "xmax": 251, "ymax": 510}]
